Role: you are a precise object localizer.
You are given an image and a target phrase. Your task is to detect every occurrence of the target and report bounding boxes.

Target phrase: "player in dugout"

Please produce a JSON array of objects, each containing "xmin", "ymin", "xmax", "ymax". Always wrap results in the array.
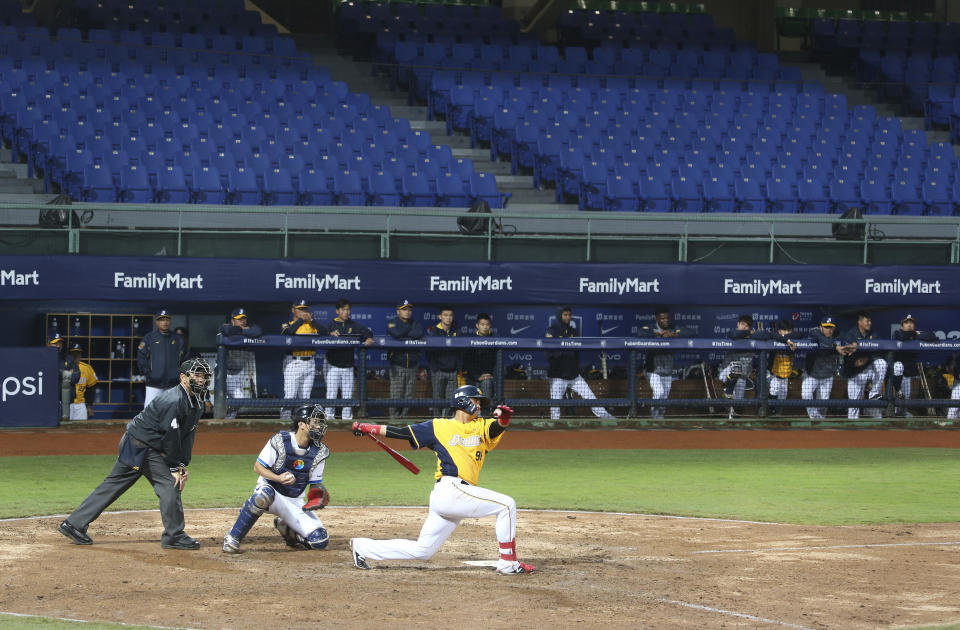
[{"xmin": 349, "ymin": 385, "xmax": 535, "ymax": 575}]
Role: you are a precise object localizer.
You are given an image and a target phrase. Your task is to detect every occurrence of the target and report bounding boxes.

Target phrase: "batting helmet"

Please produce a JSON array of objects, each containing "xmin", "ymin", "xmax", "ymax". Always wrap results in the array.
[
  {"xmin": 452, "ymin": 384, "xmax": 489, "ymax": 416},
  {"xmin": 291, "ymin": 404, "xmax": 327, "ymax": 446},
  {"xmin": 179, "ymin": 358, "xmax": 212, "ymax": 396}
]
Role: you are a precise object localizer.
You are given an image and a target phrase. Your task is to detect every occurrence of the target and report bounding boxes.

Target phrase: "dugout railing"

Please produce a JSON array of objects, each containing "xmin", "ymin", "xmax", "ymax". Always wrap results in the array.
[{"xmin": 215, "ymin": 333, "xmax": 960, "ymax": 424}]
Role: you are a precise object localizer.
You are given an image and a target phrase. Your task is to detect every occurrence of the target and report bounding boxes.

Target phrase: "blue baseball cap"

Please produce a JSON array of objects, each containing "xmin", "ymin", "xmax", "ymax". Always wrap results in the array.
[
  {"xmin": 155, "ymin": 309, "xmax": 171, "ymax": 319},
  {"xmin": 397, "ymin": 299, "xmax": 414, "ymax": 309},
  {"xmin": 820, "ymin": 317, "xmax": 836, "ymax": 327},
  {"xmin": 231, "ymin": 307, "xmax": 248, "ymax": 319},
  {"xmin": 293, "ymin": 299, "xmax": 310, "ymax": 309},
  {"xmin": 48, "ymin": 332, "xmax": 63, "ymax": 345}
]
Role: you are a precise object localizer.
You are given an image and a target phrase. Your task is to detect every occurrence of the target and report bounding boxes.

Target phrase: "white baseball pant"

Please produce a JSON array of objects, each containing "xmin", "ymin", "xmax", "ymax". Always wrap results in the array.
[
  {"xmin": 226, "ymin": 367, "xmax": 253, "ymax": 399},
  {"xmin": 549, "ymin": 375, "xmax": 614, "ymax": 420},
  {"xmin": 647, "ymin": 373, "xmax": 672, "ymax": 419},
  {"xmin": 801, "ymin": 375, "xmax": 833, "ymax": 419},
  {"xmin": 892, "ymin": 361, "xmax": 913, "ymax": 398},
  {"xmin": 283, "ymin": 356, "xmax": 316, "ymax": 419},
  {"xmin": 351, "ymin": 476, "xmax": 525, "ymax": 573},
  {"xmin": 947, "ymin": 383, "xmax": 960, "ymax": 420},
  {"xmin": 325, "ymin": 365, "xmax": 355, "ymax": 421},
  {"xmin": 846, "ymin": 365, "xmax": 884, "ymax": 419},
  {"xmin": 256, "ymin": 480, "xmax": 326, "ymax": 539},
  {"xmin": 766, "ymin": 374, "xmax": 789, "ymax": 401}
]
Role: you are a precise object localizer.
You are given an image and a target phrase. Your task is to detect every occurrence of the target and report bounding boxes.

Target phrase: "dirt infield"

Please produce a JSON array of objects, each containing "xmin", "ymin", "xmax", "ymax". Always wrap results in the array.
[
  {"xmin": 3, "ymin": 426, "xmax": 960, "ymax": 629},
  {"xmin": 3, "ymin": 510, "xmax": 960, "ymax": 629}
]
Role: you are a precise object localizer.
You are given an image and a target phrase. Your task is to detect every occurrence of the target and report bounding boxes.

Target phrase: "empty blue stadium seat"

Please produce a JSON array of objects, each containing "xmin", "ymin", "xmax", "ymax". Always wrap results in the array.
[
  {"xmin": 797, "ymin": 178, "xmax": 829, "ymax": 214},
  {"xmin": 81, "ymin": 164, "xmax": 116, "ymax": 202},
  {"xmin": 155, "ymin": 166, "xmax": 189, "ymax": 204},
  {"xmin": 892, "ymin": 178, "xmax": 923, "ymax": 215}
]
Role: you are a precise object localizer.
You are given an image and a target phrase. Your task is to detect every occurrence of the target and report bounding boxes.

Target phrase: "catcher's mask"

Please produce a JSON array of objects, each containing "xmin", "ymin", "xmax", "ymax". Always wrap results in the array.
[
  {"xmin": 292, "ymin": 404, "xmax": 327, "ymax": 446},
  {"xmin": 452, "ymin": 384, "xmax": 489, "ymax": 417},
  {"xmin": 179, "ymin": 358, "xmax": 212, "ymax": 397}
]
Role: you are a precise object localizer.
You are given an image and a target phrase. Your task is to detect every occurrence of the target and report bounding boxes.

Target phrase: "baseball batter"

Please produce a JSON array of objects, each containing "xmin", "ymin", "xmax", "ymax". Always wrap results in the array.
[
  {"xmin": 349, "ymin": 385, "xmax": 535, "ymax": 575},
  {"xmin": 223, "ymin": 405, "xmax": 331, "ymax": 553}
]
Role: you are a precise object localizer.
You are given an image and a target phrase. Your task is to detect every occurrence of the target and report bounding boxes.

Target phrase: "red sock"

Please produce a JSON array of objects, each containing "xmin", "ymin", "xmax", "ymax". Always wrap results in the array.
[{"xmin": 499, "ymin": 539, "xmax": 517, "ymax": 561}]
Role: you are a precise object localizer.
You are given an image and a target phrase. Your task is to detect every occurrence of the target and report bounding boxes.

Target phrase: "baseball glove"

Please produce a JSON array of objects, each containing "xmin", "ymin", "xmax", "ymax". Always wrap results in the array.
[{"xmin": 303, "ymin": 485, "xmax": 330, "ymax": 511}]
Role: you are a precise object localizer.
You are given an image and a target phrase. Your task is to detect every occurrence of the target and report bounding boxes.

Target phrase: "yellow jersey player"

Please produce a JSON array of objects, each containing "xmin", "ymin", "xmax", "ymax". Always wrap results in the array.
[
  {"xmin": 280, "ymin": 299, "xmax": 324, "ymax": 421},
  {"xmin": 67, "ymin": 343, "xmax": 98, "ymax": 420},
  {"xmin": 349, "ymin": 385, "xmax": 535, "ymax": 575}
]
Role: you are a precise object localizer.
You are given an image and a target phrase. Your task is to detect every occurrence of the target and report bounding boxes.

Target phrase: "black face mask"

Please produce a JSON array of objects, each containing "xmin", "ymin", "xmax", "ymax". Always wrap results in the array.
[{"xmin": 308, "ymin": 423, "xmax": 326, "ymax": 447}]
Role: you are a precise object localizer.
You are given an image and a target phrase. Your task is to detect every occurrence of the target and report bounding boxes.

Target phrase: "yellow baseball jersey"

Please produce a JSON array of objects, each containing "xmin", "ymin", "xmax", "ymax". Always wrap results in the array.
[
  {"xmin": 285, "ymin": 320, "xmax": 320, "ymax": 357},
  {"xmin": 73, "ymin": 361, "xmax": 98, "ymax": 403},
  {"xmin": 405, "ymin": 416, "xmax": 504, "ymax": 486},
  {"xmin": 771, "ymin": 353, "xmax": 793, "ymax": 379}
]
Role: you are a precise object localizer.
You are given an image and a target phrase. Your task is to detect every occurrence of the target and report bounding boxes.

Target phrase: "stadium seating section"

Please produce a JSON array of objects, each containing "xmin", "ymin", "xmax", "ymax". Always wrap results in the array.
[
  {"xmin": 0, "ymin": 0, "xmax": 506, "ymax": 207},
  {"xmin": 350, "ymin": 0, "xmax": 957, "ymax": 214},
  {"xmin": 0, "ymin": 0, "xmax": 955, "ymax": 213}
]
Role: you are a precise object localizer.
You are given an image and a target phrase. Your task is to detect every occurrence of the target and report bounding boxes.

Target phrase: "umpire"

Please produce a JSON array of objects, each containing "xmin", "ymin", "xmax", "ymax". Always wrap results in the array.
[{"xmin": 58, "ymin": 359, "xmax": 212, "ymax": 550}]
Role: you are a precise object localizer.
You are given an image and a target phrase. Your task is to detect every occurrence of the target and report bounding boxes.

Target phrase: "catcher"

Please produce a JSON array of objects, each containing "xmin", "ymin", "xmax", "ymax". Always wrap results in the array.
[{"xmin": 222, "ymin": 404, "xmax": 331, "ymax": 553}]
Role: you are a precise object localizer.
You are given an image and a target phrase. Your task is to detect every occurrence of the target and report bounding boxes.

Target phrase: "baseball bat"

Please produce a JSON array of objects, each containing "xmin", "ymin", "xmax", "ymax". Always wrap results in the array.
[
  {"xmin": 599, "ymin": 321, "xmax": 608, "ymax": 380},
  {"xmin": 367, "ymin": 433, "xmax": 420, "ymax": 474}
]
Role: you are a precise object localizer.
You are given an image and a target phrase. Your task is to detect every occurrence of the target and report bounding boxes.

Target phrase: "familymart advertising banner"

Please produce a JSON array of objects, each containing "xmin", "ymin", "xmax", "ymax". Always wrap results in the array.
[{"xmin": 0, "ymin": 255, "xmax": 954, "ymax": 306}]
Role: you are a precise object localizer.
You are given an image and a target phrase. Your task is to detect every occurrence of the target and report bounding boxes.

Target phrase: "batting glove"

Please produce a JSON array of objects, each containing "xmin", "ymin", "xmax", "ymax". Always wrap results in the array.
[
  {"xmin": 493, "ymin": 404, "xmax": 514, "ymax": 426},
  {"xmin": 351, "ymin": 422, "xmax": 382, "ymax": 437}
]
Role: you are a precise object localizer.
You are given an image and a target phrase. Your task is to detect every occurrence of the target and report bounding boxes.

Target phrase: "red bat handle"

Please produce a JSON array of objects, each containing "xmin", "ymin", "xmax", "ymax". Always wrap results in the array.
[{"xmin": 367, "ymin": 433, "xmax": 420, "ymax": 474}]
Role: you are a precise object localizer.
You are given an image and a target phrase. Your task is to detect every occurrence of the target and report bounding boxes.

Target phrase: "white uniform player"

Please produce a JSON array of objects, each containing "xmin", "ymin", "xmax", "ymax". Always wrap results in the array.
[
  {"xmin": 349, "ymin": 385, "xmax": 535, "ymax": 575},
  {"xmin": 223, "ymin": 405, "xmax": 331, "ymax": 553},
  {"xmin": 324, "ymin": 298, "xmax": 374, "ymax": 421}
]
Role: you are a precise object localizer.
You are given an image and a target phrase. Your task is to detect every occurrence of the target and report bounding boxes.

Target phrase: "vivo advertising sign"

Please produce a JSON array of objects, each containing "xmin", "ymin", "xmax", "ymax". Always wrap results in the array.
[{"xmin": 0, "ymin": 349, "xmax": 58, "ymax": 427}]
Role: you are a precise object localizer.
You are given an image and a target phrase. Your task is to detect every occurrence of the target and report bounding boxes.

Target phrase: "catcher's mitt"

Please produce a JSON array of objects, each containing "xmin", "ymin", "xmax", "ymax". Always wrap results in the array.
[{"xmin": 303, "ymin": 485, "xmax": 330, "ymax": 511}]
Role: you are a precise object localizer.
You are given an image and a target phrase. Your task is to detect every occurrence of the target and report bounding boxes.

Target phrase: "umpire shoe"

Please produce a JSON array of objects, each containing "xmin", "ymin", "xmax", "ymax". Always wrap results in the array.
[
  {"xmin": 162, "ymin": 535, "xmax": 200, "ymax": 550},
  {"xmin": 497, "ymin": 561, "xmax": 535, "ymax": 575},
  {"xmin": 350, "ymin": 539, "xmax": 370, "ymax": 570},
  {"xmin": 222, "ymin": 534, "xmax": 241, "ymax": 554},
  {"xmin": 58, "ymin": 520, "xmax": 92, "ymax": 545}
]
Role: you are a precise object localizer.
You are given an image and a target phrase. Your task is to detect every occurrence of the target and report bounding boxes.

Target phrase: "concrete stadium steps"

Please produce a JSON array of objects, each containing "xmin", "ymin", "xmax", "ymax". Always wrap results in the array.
[
  {"xmin": 782, "ymin": 60, "xmax": 957, "ymax": 150},
  {"xmin": 0, "ymin": 146, "xmax": 53, "ymax": 201},
  {"xmin": 299, "ymin": 38, "xmax": 563, "ymax": 211}
]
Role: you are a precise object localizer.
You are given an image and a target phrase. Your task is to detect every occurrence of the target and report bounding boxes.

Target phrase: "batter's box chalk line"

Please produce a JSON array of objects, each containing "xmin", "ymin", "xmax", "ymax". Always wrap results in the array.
[{"xmin": 462, "ymin": 560, "xmax": 499, "ymax": 567}]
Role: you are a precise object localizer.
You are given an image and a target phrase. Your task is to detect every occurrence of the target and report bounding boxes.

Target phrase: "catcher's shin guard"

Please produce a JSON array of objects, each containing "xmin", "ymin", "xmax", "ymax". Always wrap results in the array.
[
  {"xmin": 227, "ymin": 485, "xmax": 276, "ymax": 543},
  {"xmin": 305, "ymin": 526, "xmax": 329, "ymax": 550}
]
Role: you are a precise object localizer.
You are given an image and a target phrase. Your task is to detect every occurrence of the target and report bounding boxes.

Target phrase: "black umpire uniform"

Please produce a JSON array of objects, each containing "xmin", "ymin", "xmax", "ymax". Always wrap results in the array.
[{"xmin": 58, "ymin": 359, "xmax": 209, "ymax": 549}]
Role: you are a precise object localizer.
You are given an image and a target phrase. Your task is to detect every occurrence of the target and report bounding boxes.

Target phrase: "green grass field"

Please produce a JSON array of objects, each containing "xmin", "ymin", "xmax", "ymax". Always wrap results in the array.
[{"xmin": 2, "ymin": 448, "xmax": 959, "ymax": 525}]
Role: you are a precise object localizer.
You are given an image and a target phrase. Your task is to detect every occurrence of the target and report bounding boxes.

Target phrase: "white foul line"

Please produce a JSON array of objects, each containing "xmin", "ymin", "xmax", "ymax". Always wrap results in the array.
[
  {"xmin": 653, "ymin": 598, "xmax": 816, "ymax": 630},
  {"xmin": 0, "ymin": 610, "xmax": 199, "ymax": 630},
  {"xmin": 695, "ymin": 541, "xmax": 960, "ymax": 554}
]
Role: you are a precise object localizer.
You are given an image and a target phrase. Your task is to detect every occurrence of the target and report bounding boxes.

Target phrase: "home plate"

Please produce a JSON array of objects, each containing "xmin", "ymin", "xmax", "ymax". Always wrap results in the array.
[{"xmin": 463, "ymin": 560, "xmax": 499, "ymax": 567}]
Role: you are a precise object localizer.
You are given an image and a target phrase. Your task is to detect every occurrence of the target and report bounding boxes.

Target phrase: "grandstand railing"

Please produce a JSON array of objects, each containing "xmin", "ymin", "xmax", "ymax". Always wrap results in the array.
[
  {"xmin": 6, "ymin": 203, "xmax": 960, "ymax": 263},
  {"xmin": 215, "ymin": 333, "xmax": 960, "ymax": 424}
]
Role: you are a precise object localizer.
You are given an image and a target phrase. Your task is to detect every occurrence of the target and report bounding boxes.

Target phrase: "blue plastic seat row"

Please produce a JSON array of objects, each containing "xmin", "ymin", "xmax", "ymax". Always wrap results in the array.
[{"xmin": 78, "ymin": 162, "xmax": 508, "ymax": 208}]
